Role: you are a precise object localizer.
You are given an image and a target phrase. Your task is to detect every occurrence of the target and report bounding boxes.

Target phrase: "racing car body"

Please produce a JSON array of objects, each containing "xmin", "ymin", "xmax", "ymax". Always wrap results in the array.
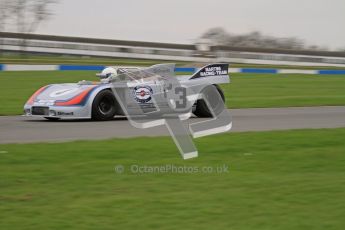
[{"xmin": 23, "ymin": 63, "xmax": 230, "ymax": 120}]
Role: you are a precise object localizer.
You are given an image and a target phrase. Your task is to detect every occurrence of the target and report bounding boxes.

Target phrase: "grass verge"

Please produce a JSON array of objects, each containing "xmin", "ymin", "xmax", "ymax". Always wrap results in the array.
[
  {"xmin": 1, "ymin": 71, "xmax": 345, "ymax": 115},
  {"xmin": 0, "ymin": 128, "xmax": 344, "ymax": 229}
]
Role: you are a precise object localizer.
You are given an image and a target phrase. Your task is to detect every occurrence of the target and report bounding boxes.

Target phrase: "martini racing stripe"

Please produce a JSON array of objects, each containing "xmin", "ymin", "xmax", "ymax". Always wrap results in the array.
[
  {"xmin": 26, "ymin": 85, "xmax": 51, "ymax": 105},
  {"xmin": 54, "ymin": 86, "xmax": 98, "ymax": 106}
]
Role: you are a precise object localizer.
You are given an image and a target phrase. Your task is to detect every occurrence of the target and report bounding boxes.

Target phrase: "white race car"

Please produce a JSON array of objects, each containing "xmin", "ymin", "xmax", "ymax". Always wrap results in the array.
[{"xmin": 24, "ymin": 63, "xmax": 230, "ymax": 120}]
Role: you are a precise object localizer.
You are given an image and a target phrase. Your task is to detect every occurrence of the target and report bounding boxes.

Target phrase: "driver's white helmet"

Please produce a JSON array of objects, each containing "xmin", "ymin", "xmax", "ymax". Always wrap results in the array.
[{"xmin": 97, "ymin": 67, "xmax": 117, "ymax": 79}]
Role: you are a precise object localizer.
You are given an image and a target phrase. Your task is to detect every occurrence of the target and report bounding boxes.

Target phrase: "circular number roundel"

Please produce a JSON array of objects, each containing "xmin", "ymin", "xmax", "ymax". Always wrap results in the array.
[{"xmin": 133, "ymin": 86, "xmax": 153, "ymax": 103}]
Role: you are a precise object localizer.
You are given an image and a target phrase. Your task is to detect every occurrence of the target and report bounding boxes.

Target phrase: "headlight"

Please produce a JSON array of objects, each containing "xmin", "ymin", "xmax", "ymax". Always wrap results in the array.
[{"xmin": 24, "ymin": 109, "xmax": 31, "ymax": 115}]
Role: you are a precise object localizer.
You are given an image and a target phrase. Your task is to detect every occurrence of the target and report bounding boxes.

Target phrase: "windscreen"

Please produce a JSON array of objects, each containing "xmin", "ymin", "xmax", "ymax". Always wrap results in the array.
[{"xmin": 113, "ymin": 64, "xmax": 175, "ymax": 83}]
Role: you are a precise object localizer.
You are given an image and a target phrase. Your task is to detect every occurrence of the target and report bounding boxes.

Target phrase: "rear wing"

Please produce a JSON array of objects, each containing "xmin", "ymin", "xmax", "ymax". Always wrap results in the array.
[{"xmin": 190, "ymin": 63, "xmax": 229, "ymax": 80}]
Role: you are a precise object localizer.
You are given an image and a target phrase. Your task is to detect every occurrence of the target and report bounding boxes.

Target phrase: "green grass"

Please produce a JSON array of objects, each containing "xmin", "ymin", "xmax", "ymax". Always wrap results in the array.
[
  {"xmin": 0, "ymin": 128, "xmax": 344, "ymax": 229},
  {"xmin": 0, "ymin": 71, "xmax": 97, "ymax": 115},
  {"xmin": 1, "ymin": 71, "xmax": 345, "ymax": 115},
  {"xmin": 224, "ymin": 73, "xmax": 345, "ymax": 108}
]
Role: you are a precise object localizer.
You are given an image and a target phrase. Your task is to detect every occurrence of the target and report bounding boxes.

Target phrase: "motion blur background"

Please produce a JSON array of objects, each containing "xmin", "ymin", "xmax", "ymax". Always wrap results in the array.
[{"xmin": 1, "ymin": 0, "xmax": 345, "ymax": 67}]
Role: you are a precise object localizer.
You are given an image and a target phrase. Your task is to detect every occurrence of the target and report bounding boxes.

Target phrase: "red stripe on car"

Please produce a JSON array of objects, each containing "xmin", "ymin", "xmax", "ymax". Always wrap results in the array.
[{"xmin": 54, "ymin": 86, "xmax": 97, "ymax": 106}]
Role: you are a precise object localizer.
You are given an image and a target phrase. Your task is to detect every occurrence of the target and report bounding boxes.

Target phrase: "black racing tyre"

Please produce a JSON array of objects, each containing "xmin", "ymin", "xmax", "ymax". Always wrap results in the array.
[
  {"xmin": 91, "ymin": 90, "xmax": 117, "ymax": 121},
  {"xmin": 193, "ymin": 85, "xmax": 225, "ymax": 118},
  {"xmin": 44, "ymin": 117, "xmax": 60, "ymax": 121}
]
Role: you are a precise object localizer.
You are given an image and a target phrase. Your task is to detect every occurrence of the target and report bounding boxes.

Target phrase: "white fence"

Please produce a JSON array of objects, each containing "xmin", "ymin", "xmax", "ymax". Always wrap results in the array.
[{"xmin": 1, "ymin": 33, "xmax": 345, "ymax": 67}]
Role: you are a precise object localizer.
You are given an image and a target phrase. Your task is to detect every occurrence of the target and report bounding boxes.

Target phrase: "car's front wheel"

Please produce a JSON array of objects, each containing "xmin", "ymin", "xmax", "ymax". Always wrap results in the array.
[{"xmin": 92, "ymin": 90, "xmax": 117, "ymax": 121}]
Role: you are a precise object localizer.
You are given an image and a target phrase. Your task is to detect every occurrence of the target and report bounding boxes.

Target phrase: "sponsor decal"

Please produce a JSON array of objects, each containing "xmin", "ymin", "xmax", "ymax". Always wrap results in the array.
[
  {"xmin": 49, "ymin": 88, "xmax": 80, "ymax": 98},
  {"xmin": 200, "ymin": 66, "xmax": 227, "ymax": 77},
  {"xmin": 133, "ymin": 85, "xmax": 153, "ymax": 103}
]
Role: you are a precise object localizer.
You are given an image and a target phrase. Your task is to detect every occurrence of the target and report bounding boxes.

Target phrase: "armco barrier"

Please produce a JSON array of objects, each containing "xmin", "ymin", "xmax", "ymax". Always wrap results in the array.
[
  {"xmin": 0, "ymin": 64, "xmax": 345, "ymax": 75},
  {"xmin": 0, "ymin": 64, "xmax": 197, "ymax": 73},
  {"xmin": 58, "ymin": 65, "xmax": 105, "ymax": 71},
  {"xmin": 318, "ymin": 70, "xmax": 345, "ymax": 75},
  {"xmin": 241, "ymin": 68, "xmax": 278, "ymax": 74},
  {"xmin": 174, "ymin": 67, "xmax": 196, "ymax": 72}
]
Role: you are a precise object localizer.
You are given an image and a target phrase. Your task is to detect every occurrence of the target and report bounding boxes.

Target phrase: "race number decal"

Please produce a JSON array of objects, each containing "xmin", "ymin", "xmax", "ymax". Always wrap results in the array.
[{"xmin": 133, "ymin": 86, "xmax": 153, "ymax": 103}]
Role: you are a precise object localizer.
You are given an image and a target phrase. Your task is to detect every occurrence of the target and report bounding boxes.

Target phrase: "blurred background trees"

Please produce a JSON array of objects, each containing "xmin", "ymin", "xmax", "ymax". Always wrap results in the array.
[
  {"xmin": 0, "ymin": 0, "xmax": 56, "ymax": 33},
  {"xmin": 200, "ymin": 27, "xmax": 327, "ymax": 51},
  {"xmin": 0, "ymin": 0, "xmax": 57, "ymax": 54}
]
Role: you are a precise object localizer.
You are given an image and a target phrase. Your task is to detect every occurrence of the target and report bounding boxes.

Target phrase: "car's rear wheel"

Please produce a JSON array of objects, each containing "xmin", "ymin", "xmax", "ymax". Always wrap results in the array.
[
  {"xmin": 92, "ymin": 90, "xmax": 117, "ymax": 121},
  {"xmin": 193, "ymin": 85, "xmax": 225, "ymax": 118}
]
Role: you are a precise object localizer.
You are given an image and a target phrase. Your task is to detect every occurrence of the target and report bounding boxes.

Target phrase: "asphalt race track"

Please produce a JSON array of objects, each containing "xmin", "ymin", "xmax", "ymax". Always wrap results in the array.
[{"xmin": 0, "ymin": 106, "xmax": 344, "ymax": 144}]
